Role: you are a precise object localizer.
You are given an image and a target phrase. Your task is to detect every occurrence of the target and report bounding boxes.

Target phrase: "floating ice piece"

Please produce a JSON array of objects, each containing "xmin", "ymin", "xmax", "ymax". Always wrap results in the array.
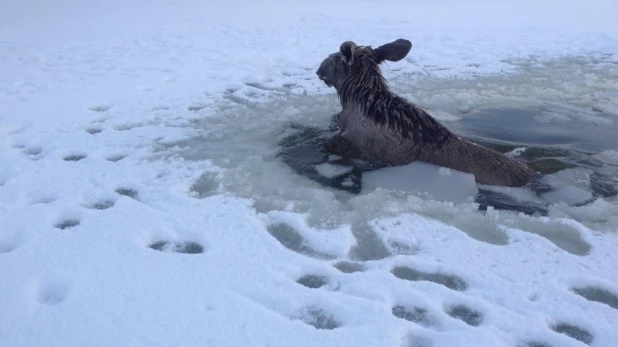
[
  {"xmin": 541, "ymin": 185, "xmax": 594, "ymax": 206},
  {"xmin": 315, "ymin": 163, "xmax": 354, "ymax": 179},
  {"xmin": 595, "ymin": 149, "xmax": 618, "ymax": 164},
  {"xmin": 426, "ymin": 109, "xmax": 462, "ymax": 123},
  {"xmin": 362, "ymin": 162, "xmax": 478, "ymax": 203}
]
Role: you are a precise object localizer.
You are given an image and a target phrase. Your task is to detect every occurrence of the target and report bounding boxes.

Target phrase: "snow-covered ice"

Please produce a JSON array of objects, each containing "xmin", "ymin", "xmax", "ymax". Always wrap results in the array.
[{"xmin": 1, "ymin": 0, "xmax": 618, "ymax": 346}]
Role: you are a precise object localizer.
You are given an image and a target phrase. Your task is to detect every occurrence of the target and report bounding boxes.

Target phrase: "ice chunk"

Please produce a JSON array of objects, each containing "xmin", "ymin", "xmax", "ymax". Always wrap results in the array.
[
  {"xmin": 362, "ymin": 162, "xmax": 478, "ymax": 203},
  {"xmin": 426, "ymin": 109, "xmax": 462, "ymax": 123},
  {"xmin": 541, "ymin": 185, "xmax": 593, "ymax": 206},
  {"xmin": 315, "ymin": 163, "xmax": 354, "ymax": 179},
  {"xmin": 595, "ymin": 149, "xmax": 618, "ymax": 164}
]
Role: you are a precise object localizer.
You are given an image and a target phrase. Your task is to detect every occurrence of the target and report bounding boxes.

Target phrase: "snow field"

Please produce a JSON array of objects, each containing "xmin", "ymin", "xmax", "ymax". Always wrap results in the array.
[{"xmin": 2, "ymin": 0, "xmax": 618, "ymax": 346}]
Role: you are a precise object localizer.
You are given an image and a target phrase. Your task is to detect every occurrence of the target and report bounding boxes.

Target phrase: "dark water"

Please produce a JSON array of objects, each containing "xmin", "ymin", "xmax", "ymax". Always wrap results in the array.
[
  {"xmin": 451, "ymin": 107, "xmax": 618, "ymax": 153},
  {"xmin": 278, "ymin": 106, "xmax": 618, "ymax": 215}
]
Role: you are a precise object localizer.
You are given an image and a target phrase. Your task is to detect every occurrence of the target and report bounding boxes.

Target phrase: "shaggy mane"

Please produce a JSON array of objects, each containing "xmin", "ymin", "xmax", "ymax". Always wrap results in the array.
[{"xmin": 337, "ymin": 49, "xmax": 453, "ymax": 147}]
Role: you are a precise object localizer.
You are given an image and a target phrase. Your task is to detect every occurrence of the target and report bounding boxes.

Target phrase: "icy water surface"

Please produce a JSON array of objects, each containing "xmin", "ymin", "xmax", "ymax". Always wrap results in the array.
[{"xmin": 161, "ymin": 56, "xmax": 618, "ymax": 257}]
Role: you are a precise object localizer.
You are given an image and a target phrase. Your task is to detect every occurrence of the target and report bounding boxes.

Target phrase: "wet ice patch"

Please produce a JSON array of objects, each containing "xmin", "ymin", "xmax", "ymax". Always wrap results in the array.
[
  {"xmin": 541, "ymin": 186, "xmax": 594, "ymax": 206},
  {"xmin": 266, "ymin": 222, "xmax": 335, "ymax": 259},
  {"xmin": 362, "ymin": 162, "xmax": 478, "ymax": 204},
  {"xmin": 189, "ymin": 171, "xmax": 222, "ymax": 198},
  {"xmin": 266, "ymin": 212, "xmax": 354, "ymax": 260}
]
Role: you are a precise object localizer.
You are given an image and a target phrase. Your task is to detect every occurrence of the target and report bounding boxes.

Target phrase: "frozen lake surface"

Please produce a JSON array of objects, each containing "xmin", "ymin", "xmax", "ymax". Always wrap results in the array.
[{"xmin": 1, "ymin": 0, "xmax": 618, "ymax": 346}]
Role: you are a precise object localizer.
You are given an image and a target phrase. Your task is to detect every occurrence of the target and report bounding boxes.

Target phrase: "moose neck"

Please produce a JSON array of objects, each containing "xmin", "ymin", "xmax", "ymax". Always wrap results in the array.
[{"xmin": 337, "ymin": 62, "xmax": 390, "ymax": 111}]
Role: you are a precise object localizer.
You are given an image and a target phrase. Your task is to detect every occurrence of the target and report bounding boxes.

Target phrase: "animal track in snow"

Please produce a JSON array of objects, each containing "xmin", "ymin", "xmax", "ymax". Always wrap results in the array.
[
  {"xmin": 571, "ymin": 285, "xmax": 618, "ymax": 310},
  {"xmin": 392, "ymin": 266, "xmax": 468, "ymax": 291},
  {"xmin": 188, "ymin": 105, "xmax": 208, "ymax": 111},
  {"xmin": 54, "ymin": 219, "xmax": 80, "ymax": 230},
  {"xmin": 31, "ymin": 277, "xmax": 71, "ymax": 306},
  {"xmin": 392, "ymin": 305, "xmax": 437, "ymax": 328},
  {"xmin": 520, "ymin": 341, "xmax": 552, "ymax": 347},
  {"xmin": 293, "ymin": 306, "xmax": 341, "ymax": 330},
  {"xmin": 296, "ymin": 275, "xmax": 329, "ymax": 289},
  {"xmin": 23, "ymin": 147, "xmax": 42, "ymax": 156},
  {"xmin": 402, "ymin": 335, "xmax": 433, "ymax": 347},
  {"xmin": 445, "ymin": 304, "xmax": 483, "ymax": 326},
  {"xmin": 87, "ymin": 200, "xmax": 115, "ymax": 210},
  {"xmin": 0, "ymin": 238, "xmax": 18, "ymax": 254},
  {"xmin": 89, "ymin": 105, "xmax": 111, "ymax": 112},
  {"xmin": 106, "ymin": 155, "xmax": 126, "ymax": 162},
  {"xmin": 63, "ymin": 154, "xmax": 86, "ymax": 162},
  {"xmin": 551, "ymin": 323, "xmax": 593, "ymax": 345},
  {"xmin": 85, "ymin": 126, "xmax": 103, "ymax": 135},
  {"xmin": 115, "ymin": 188, "xmax": 138, "ymax": 199},
  {"xmin": 333, "ymin": 261, "xmax": 365, "ymax": 273},
  {"xmin": 148, "ymin": 241, "xmax": 204, "ymax": 254},
  {"xmin": 348, "ymin": 223, "xmax": 391, "ymax": 261},
  {"xmin": 266, "ymin": 223, "xmax": 336, "ymax": 260},
  {"xmin": 114, "ymin": 123, "xmax": 138, "ymax": 131}
]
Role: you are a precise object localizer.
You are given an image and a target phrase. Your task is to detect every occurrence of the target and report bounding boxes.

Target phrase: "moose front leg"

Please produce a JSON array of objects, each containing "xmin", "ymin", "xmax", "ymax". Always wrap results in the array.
[
  {"xmin": 323, "ymin": 133, "xmax": 364, "ymax": 159},
  {"xmin": 329, "ymin": 111, "xmax": 341, "ymax": 131}
]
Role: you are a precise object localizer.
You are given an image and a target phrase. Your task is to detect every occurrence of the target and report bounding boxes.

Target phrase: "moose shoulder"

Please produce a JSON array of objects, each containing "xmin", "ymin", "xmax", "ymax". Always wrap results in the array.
[{"xmin": 316, "ymin": 39, "xmax": 536, "ymax": 187}]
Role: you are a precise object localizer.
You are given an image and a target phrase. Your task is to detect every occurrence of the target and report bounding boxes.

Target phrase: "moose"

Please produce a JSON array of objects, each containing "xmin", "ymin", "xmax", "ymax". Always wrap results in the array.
[{"xmin": 316, "ymin": 39, "xmax": 536, "ymax": 187}]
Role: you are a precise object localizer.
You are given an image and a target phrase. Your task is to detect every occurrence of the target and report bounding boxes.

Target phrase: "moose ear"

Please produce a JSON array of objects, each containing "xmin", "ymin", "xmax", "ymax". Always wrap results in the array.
[
  {"xmin": 340, "ymin": 41, "xmax": 357, "ymax": 65},
  {"xmin": 375, "ymin": 39, "xmax": 412, "ymax": 63}
]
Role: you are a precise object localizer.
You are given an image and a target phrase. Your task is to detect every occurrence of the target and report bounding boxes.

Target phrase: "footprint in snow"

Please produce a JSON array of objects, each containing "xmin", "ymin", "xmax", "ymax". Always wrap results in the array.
[
  {"xmin": 333, "ymin": 261, "xmax": 365, "ymax": 273},
  {"xmin": 293, "ymin": 306, "xmax": 341, "ymax": 330},
  {"xmin": 148, "ymin": 241, "xmax": 204, "ymax": 254},
  {"xmin": 106, "ymin": 155, "xmax": 126, "ymax": 162},
  {"xmin": 571, "ymin": 285, "xmax": 618, "ymax": 311},
  {"xmin": 86, "ymin": 199, "xmax": 115, "ymax": 210},
  {"xmin": 0, "ymin": 237, "xmax": 21, "ymax": 254},
  {"xmin": 392, "ymin": 305, "xmax": 438, "ymax": 328},
  {"xmin": 27, "ymin": 276, "xmax": 71, "ymax": 306},
  {"xmin": 63, "ymin": 154, "xmax": 87, "ymax": 162},
  {"xmin": 392, "ymin": 266, "xmax": 468, "ymax": 291},
  {"xmin": 551, "ymin": 322, "xmax": 594, "ymax": 345},
  {"xmin": 115, "ymin": 187, "xmax": 139, "ymax": 200},
  {"xmin": 54, "ymin": 219, "xmax": 80, "ymax": 230},
  {"xmin": 444, "ymin": 304, "xmax": 484, "ymax": 327},
  {"xmin": 23, "ymin": 147, "xmax": 44, "ymax": 160},
  {"xmin": 519, "ymin": 341, "xmax": 553, "ymax": 347},
  {"xmin": 89, "ymin": 105, "xmax": 111, "ymax": 112},
  {"xmin": 296, "ymin": 274, "xmax": 330, "ymax": 289},
  {"xmin": 85, "ymin": 126, "xmax": 103, "ymax": 135},
  {"xmin": 402, "ymin": 335, "xmax": 433, "ymax": 347},
  {"xmin": 266, "ymin": 222, "xmax": 336, "ymax": 260}
]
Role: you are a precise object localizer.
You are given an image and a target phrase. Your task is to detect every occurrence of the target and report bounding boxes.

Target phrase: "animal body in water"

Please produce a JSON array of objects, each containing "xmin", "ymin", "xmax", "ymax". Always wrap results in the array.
[{"xmin": 316, "ymin": 38, "xmax": 536, "ymax": 187}]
